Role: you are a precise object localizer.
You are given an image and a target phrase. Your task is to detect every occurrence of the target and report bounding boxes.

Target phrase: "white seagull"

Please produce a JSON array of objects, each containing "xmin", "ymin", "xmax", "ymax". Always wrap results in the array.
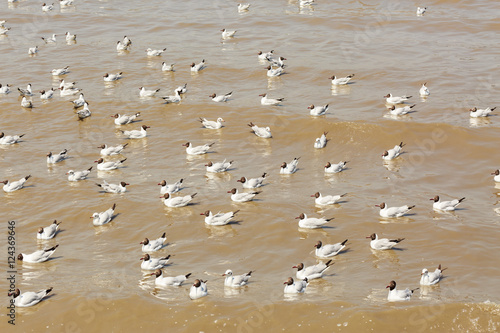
[
  {"xmin": 28, "ymin": 46, "xmax": 39, "ymax": 55},
  {"xmin": 237, "ymin": 3, "xmax": 250, "ymax": 12},
  {"xmin": 2, "ymin": 175, "xmax": 31, "ymax": 192},
  {"xmin": 112, "ymin": 112, "xmax": 140, "ymax": 125},
  {"xmin": 98, "ymin": 143, "xmax": 128, "ymax": 156},
  {"xmin": 259, "ymin": 93, "xmax": 284, "ymax": 106},
  {"xmin": 122, "ymin": 125, "xmax": 150, "ymax": 139},
  {"xmin": 491, "ymin": 170, "xmax": 500, "ymax": 182},
  {"xmin": 382, "ymin": 142, "xmax": 405, "ymax": 160},
  {"xmin": 139, "ymin": 86, "xmax": 160, "ymax": 97},
  {"xmin": 387, "ymin": 280, "xmax": 418, "ymax": 301},
  {"xmin": 419, "ymin": 83, "xmax": 430, "ymax": 96},
  {"xmin": 47, "ymin": 149, "xmax": 68, "ymax": 164},
  {"xmin": 202, "ymin": 210, "xmax": 239, "ymax": 226},
  {"xmin": 308, "ymin": 104, "xmax": 329, "ymax": 116},
  {"xmin": 151, "ymin": 269, "xmax": 191, "ymax": 286},
  {"xmin": 140, "ymin": 232, "xmax": 166, "ymax": 252},
  {"xmin": 42, "ymin": 34, "xmax": 57, "ymax": 44},
  {"xmin": 375, "ymin": 202, "xmax": 415, "ymax": 218},
  {"xmin": 430, "ymin": 195, "xmax": 465, "ymax": 211},
  {"xmin": 280, "ymin": 157, "xmax": 300, "ymax": 174},
  {"xmin": 65, "ymin": 32, "xmax": 76, "ymax": 42},
  {"xmin": 161, "ymin": 62, "xmax": 175, "ymax": 72},
  {"xmin": 91, "ymin": 203, "xmax": 116, "ymax": 226},
  {"xmin": 283, "ymin": 277, "xmax": 308, "ymax": 294},
  {"xmin": 388, "ymin": 104, "xmax": 416, "ymax": 116},
  {"xmin": 103, "ymin": 72, "xmax": 123, "ymax": 81},
  {"xmin": 313, "ymin": 132, "xmax": 328, "ymax": 149},
  {"xmin": 40, "ymin": 88, "xmax": 55, "ymax": 100},
  {"xmin": 228, "ymin": 188, "xmax": 260, "ymax": 202},
  {"xmin": 367, "ymin": 233, "xmax": 405, "ymax": 250},
  {"xmin": 209, "ymin": 92, "xmax": 232, "ymax": 102},
  {"xmin": 140, "ymin": 254, "xmax": 171, "ymax": 270},
  {"xmin": 223, "ymin": 269, "xmax": 252, "ymax": 287},
  {"xmin": 199, "ymin": 117, "xmax": 224, "ymax": 129},
  {"xmin": 329, "ymin": 74, "xmax": 354, "ymax": 85},
  {"xmin": 324, "ymin": 161, "xmax": 348, "ymax": 173},
  {"xmin": 37, "ymin": 220, "xmax": 61, "ymax": 240},
  {"xmin": 59, "ymin": 86, "xmax": 81, "ymax": 96},
  {"xmin": 21, "ymin": 97, "xmax": 33, "ymax": 108},
  {"xmin": 206, "ymin": 159, "xmax": 233, "ymax": 173},
  {"xmin": 161, "ymin": 193, "xmax": 197, "ymax": 207},
  {"xmin": 158, "ymin": 179, "xmax": 183, "ymax": 195},
  {"xmin": 76, "ymin": 102, "xmax": 91, "ymax": 119},
  {"xmin": 311, "ymin": 192, "xmax": 347, "ymax": 205},
  {"xmin": 0, "ymin": 132, "xmax": 24, "ymax": 145},
  {"xmin": 293, "ymin": 260, "xmax": 333, "ymax": 280},
  {"xmin": 8, "ymin": 288, "xmax": 53, "ymax": 307},
  {"xmin": 420, "ymin": 264, "xmax": 446, "ymax": 286},
  {"xmin": 96, "ymin": 180, "xmax": 129, "ymax": 194},
  {"xmin": 416, "ymin": 7, "xmax": 427, "ymax": 16},
  {"xmin": 266, "ymin": 65, "xmax": 284, "ymax": 77},
  {"xmin": 18, "ymin": 84, "xmax": 33, "ymax": 96},
  {"xmin": 51, "ymin": 66, "xmax": 70, "ymax": 76},
  {"xmin": 0, "ymin": 83, "xmax": 11, "ymax": 94},
  {"xmin": 67, "ymin": 167, "xmax": 92, "ymax": 181},
  {"xmin": 295, "ymin": 213, "xmax": 333, "ymax": 229},
  {"xmin": 189, "ymin": 279, "xmax": 208, "ymax": 299},
  {"xmin": 146, "ymin": 48, "xmax": 166, "ymax": 56},
  {"xmin": 314, "ymin": 240, "xmax": 348, "ymax": 258},
  {"xmin": 384, "ymin": 94, "xmax": 412, "ymax": 105},
  {"xmin": 221, "ymin": 28, "xmax": 236, "ymax": 39},
  {"xmin": 257, "ymin": 50, "xmax": 274, "ymax": 61},
  {"xmin": 94, "ymin": 158, "xmax": 127, "ymax": 171},
  {"xmin": 17, "ymin": 245, "xmax": 58, "ymax": 263},
  {"xmin": 191, "ymin": 59, "xmax": 206, "ymax": 72},
  {"xmin": 183, "ymin": 142, "xmax": 214, "ymax": 155},
  {"xmin": 162, "ymin": 89, "xmax": 181, "ymax": 104},
  {"xmin": 248, "ymin": 122, "xmax": 272, "ymax": 138},
  {"xmin": 469, "ymin": 107, "xmax": 496, "ymax": 118},
  {"xmin": 236, "ymin": 173, "xmax": 267, "ymax": 189}
]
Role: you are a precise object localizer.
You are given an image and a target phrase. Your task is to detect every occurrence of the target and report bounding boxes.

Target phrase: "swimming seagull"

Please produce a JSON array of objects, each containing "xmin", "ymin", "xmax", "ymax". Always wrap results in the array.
[
  {"xmin": 41, "ymin": 34, "xmax": 57, "ymax": 43},
  {"xmin": 121, "ymin": 125, "xmax": 150, "ymax": 139},
  {"xmin": 236, "ymin": 173, "xmax": 267, "ymax": 189},
  {"xmin": 183, "ymin": 142, "xmax": 214, "ymax": 155},
  {"xmin": 469, "ymin": 107, "xmax": 496, "ymax": 118},
  {"xmin": 8, "ymin": 288, "xmax": 53, "ymax": 307},
  {"xmin": 98, "ymin": 143, "xmax": 128, "ymax": 156},
  {"xmin": 366, "ymin": 233, "xmax": 404, "ymax": 250},
  {"xmin": 0, "ymin": 132, "xmax": 25, "ymax": 145},
  {"xmin": 430, "ymin": 195, "xmax": 465, "ymax": 211},
  {"xmin": 257, "ymin": 50, "xmax": 274, "ymax": 61},
  {"xmin": 91, "ymin": 203, "xmax": 116, "ymax": 226},
  {"xmin": 259, "ymin": 93, "xmax": 284, "ymax": 105},
  {"xmin": 17, "ymin": 245, "xmax": 58, "ymax": 263},
  {"xmin": 28, "ymin": 46, "xmax": 39, "ymax": 55},
  {"xmin": 40, "ymin": 88, "xmax": 55, "ymax": 99},
  {"xmin": 293, "ymin": 260, "xmax": 333, "ymax": 280},
  {"xmin": 313, "ymin": 132, "xmax": 328, "ymax": 149},
  {"xmin": 76, "ymin": 102, "xmax": 91, "ymax": 119},
  {"xmin": 94, "ymin": 158, "xmax": 126, "ymax": 171},
  {"xmin": 67, "ymin": 167, "xmax": 92, "ymax": 181},
  {"xmin": 161, "ymin": 62, "xmax": 175, "ymax": 72},
  {"xmin": 280, "ymin": 157, "xmax": 300, "ymax": 174},
  {"xmin": 248, "ymin": 122, "xmax": 272, "ymax": 138},
  {"xmin": 221, "ymin": 28, "xmax": 236, "ymax": 39},
  {"xmin": 283, "ymin": 277, "xmax": 308, "ymax": 294},
  {"xmin": 420, "ymin": 264, "xmax": 446, "ymax": 285},
  {"xmin": 116, "ymin": 40, "xmax": 131, "ymax": 51},
  {"xmin": 387, "ymin": 280, "xmax": 418, "ymax": 301},
  {"xmin": 191, "ymin": 59, "xmax": 206, "ymax": 72},
  {"xmin": 37, "ymin": 220, "xmax": 61, "ymax": 240},
  {"xmin": 47, "ymin": 149, "xmax": 68, "ymax": 164},
  {"xmin": 199, "ymin": 117, "xmax": 224, "ymax": 129},
  {"xmin": 375, "ymin": 202, "xmax": 415, "ymax": 218},
  {"xmin": 140, "ymin": 232, "xmax": 166, "ymax": 252},
  {"xmin": 237, "ymin": 3, "xmax": 250, "ymax": 12},
  {"xmin": 2, "ymin": 175, "xmax": 31, "ymax": 192},
  {"xmin": 139, "ymin": 87, "xmax": 160, "ymax": 97},
  {"xmin": 205, "ymin": 159, "xmax": 233, "ymax": 173},
  {"xmin": 189, "ymin": 279, "xmax": 208, "ymax": 299},
  {"xmin": 314, "ymin": 240, "xmax": 348, "ymax": 258},
  {"xmin": 209, "ymin": 92, "xmax": 232, "ymax": 102},
  {"xmin": 227, "ymin": 188, "xmax": 260, "ymax": 202},
  {"xmin": 161, "ymin": 193, "xmax": 197, "ymax": 207},
  {"xmin": 308, "ymin": 104, "xmax": 329, "ymax": 116},
  {"xmin": 71, "ymin": 93, "xmax": 85, "ymax": 108},
  {"xmin": 329, "ymin": 74, "xmax": 354, "ymax": 85},
  {"xmin": 65, "ymin": 32, "xmax": 76, "ymax": 42},
  {"xmin": 140, "ymin": 254, "xmax": 171, "ymax": 271},
  {"xmin": 384, "ymin": 94, "xmax": 412, "ymax": 105},
  {"xmin": 158, "ymin": 179, "xmax": 183, "ymax": 195},
  {"xmin": 51, "ymin": 66, "xmax": 70, "ymax": 76},
  {"xmin": 0, "ymin": 84, "xmax": 11, "ymax": 94},
  {"xmin": 311, "ymin": 192, "xmax": 347, "ymax": 205},
  {"xmin": 18, "ymin": 84, "xmax": 33, "ymax": 96},
  {"xmin": 162, "ymin": 89, "xmax": 181, "ymax": 103},
  {"xmin": 388, "ymin": 104, "xmax": 416, "ymax": 116},
  {"xmin": 60, "ymin": 0, "xmax": 74, "ymax": 7},
  {"xmin": 324, "ymin": 161, "xmax": 348, "ymax": 173},
  {"xmin": 112, "ymin": 113, "xmax": 140, "ymax": 125},
  {"xmin": 151, "ymin": 269, "xmax": 191, "ymax": 286},
  {"xmin": 382, "ymin": 142, "xmax": 404, "ymax": 160},
  {"xmin": 42, "ymin": 3, "xmax": 54, "ymax": 12},
  {"xmin": 201, "ymin": 210, "xmax": 240, "ymax": 226},
  {"xmin": 266, "ymin": 65, "xmax": 284, "ymax": 77},
  {"xmin": 96, "ymin": 180, "xmax": 129, "ymax": 194},
  {"xmin": 416, "ymin": 7, "xmax": 427, "ymax": 16},
  {"xmin": 103, "ymin": 72, "xmax": 123, "ymax": 81},
  {"xmin": 295, "ymin": 213, "xmax": 333, "ymax": 229},
  {"xmin": 146, "ymin": 48, "xmax": 166, "ymax": 56},
  {"xmin": 491, "ymin": 170, "xmax": 500, "ymax": 182},
  {"xmin": 419, "ymin": 83, "xmax": 430, "ymax": 96},
  {"xmin": 223, "ymin": 270, "xmax": 252, "ymax": 287}
]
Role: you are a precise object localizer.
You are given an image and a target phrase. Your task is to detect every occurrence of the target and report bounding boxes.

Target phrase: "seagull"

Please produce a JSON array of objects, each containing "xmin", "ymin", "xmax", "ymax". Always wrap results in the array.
[
  {"xmin": 420, "ymin": 264, "xmax": 446, "ymax": 285},
  {"xmin": 469, "ymin": 107, "xmax": 496, "ymax": 118},
  {"xmin": 41, "ymin": 34, "xmax": 57, "ymax": 43},
  {"xmin": 237, "ymin": 3, "xmax": 250, "ymax": 12},
  {"xmin": 96, "ymin": 180, "xmax": 129, "ymax": 194},
  {"xmin": 176, "ymin": 83, "xmax": 188, "ymax": 94},
  {"xmin": 151, "ymin": 269, "xmax": 191, "ymax": 286},
  {"xmin": 299, "ymin": 0, "xmax": 315, "ymax": 6},
  {"xmin": 201, "ymin": 210, "xmax": 239, "ymax": 226},
  {"xmin": 419, "ymin": 83, "xmax": 430, "ymax": 96},
  {"xmin": 98, "ymin": 143, "xmax": 128, "ymax": 156},
  {"xmin": 60, "ymin": 0, "xmax": 74, "ymax": 7},
  {"xmin": 388, "ymin": 104, "xmax": 416, "ymax": 116},
  {"xmin": 329, "ymin": 74, "xmax": 354, "ymax": 85},
  {"xmin": 308, "ymin": 104, "xmax": 329, "ymax": 116},
  {"xmin": 324, "ymin": 161, "xmax": 348, "ymax": 173},
  {"xmin": 367, "ymin": 233, "xmax": 405, "ymax": 250},
  {"xmin": 28, "ymin": 46, "xmax": 39, "ymax": 55},
  {"xmin": 293, "ymin": 260, "xmax": 333, "ymax": 280},
  {"xmin": 311, "ymin": 192, "xmax": 347, "ymax": 205},
  {"xmin": 283, "ymin": 277, "xmax": 308, "ymax": 294},
  {"xmin": 430, "ymin": 195, "xmax": 465, "ymax": 211},
  {"xmin": 40, "ymin": 88, "xmax": 55, "ymax": 99},
  {"xmin": 280, "ymin": 157, "xmax": 300, "ymax": 174},
  {"xmin": 183, "ymin": 142, "xmax": 214, "ymax": 155},
  {"xmin": 259, "ymin": 93, "xmax": 284, "ymax": 105},
  {"xmin": 94, "ymin": 158, "xmax": 127, "ymax": 171},
  {"xmin": 42, "ymin": 3, "xmax": 54, "ymax": 12},
  {"xmin": 76, "ymin": 102, "xmax": 91, "ymax": 119},
  {"xmin": 314, "ymin": 240, "xmax": 348, "ymax": 258},
  {"xmin": 161, "ymin": 62, "xmax": 175, "ymax": 72},
  {"xmin": 199, "ymin": 117, "xmax": 224, "ymax": 129},
  {"xmin": 257, "ymin": 50, "xmax": 274, "ymax": 61},
  {"xmin": 139, "ymin": 87, "xmax": 160, "ymax": 97},
  {"xmin": 18, "ymin": 84, "xmax": 33, "ymax": 96},
  {"xmin": 206, "ymin": 159, "xmax": 233, "ymax": 173},
  {"xmin": 382, "ymin": 142, "xmax": 405, "ymax": 160},
  {"xmin": 37, "ymin": 220, "xmax": 61, "ymax": 240},
  {"xmin": 416, "ymin": 7, "xmax": 427, "ymax": 16},
  {"xmin": 191, "ymin": 59, "xmax": 206, "ymax": 72},
  {"xmin": 266, "ymin": 65, "xmax": 284, "ymax": 77},
  {"xmin": 91, "ymin": 203, "xmax": 116, "ymax": 226},
  {"xmin": 146, "ymin": 48, "xmax": 166, "ymax": 56},
  {"xmin": 140, "ymin": 232, "xmax": 166, "ymax": 252},
  {"xmin": 162, "ymin": 89, "xmax": 181, "ymax": 104},
  {"xmin": 492, "ymin": 170, "xmax": 500, "ymax": 182},
  {"xmin": 158, "ymin": 179, "xmax": 183, "ymax": 195},
  {"xmin": 140, "ymin": 254, "xmax": 171, "ymax": 270},
  {"xmin": 103, "ymin": 72, "xmax": 123, "ymax": 81},
  {"xmin": 122, "ymin": 125, "xmax": 150, "ymax": 139},
  {"xmin": 161, "ymin": 193, "xmax": 197, "ymax": 207},
  {"xmin": 0, "ymin": 26, "xmax": 10, "ymax": 35},
  {"xmin": 223, "ymin": 270, "xmax": 252, "ymax": 287},
  {"xmin": 189, "ymin": 279, "xmax": 208, "ymax": 299},
  {"xmin": 236, "ymin": 173, "xmax": 267, "ymax": 189},
  {"xmin": 228, "ymin": 188, "xmax": 260, "ymax": 202},
  {"xmin": 116, "ymin": 40, "xmax": 130, "ymax": 51},
  {"xmin": 209, "ymin": 92, "xmax": 232, "ymax": 102},
  {"xmin": 59, "ymin": 79, "xmax": 76, "ymax": 89},
  {"xmin": 0, "ymin": 83, "xmax": 11, "ymax": 94},
  {"xmin": 60, "ymin": 86, "xmax": 81, "ymax": 96},
  {"xmin": 221, "ymin": 28, "xmax": 236, "ymax": 39},
  {"xmin": 51, "ymin": 66, "xmax": 70, "ymax": 76},
  {"xmin": 384, "ymin": 94, "xmax": 412, "ymax": 105},
  {"xmin": 112, "ymin": 112, "xmax": 140, "ymax": 125},
  {"xmin": 21, "ymin": 97, "xmax": 33, "ymax": 108},
  {"xmin": 2, "ymin": 175, "xmax": 31, "ymax": 192},
  {"xmin": 0, "ymin": 132, "xmax": 25, "ymax": 145},
  {"xmin": 375, "ymin": 202, "xmax": 415, "ymax": 218},
  {"xmin": 47, "ymin": 149, "xmax": 68, "ymax": 164},
  {"xmin": 67, "ymin": 167, "xmax": 92, "ymax": 181},
  {"xmin": 65, "ymin": 32, "xmax": 76, "ymax": 42},
  {"xmin": 17, "ymin": 245, "xmax": 58, "ymax": 263},
  {"xmin": 122, "ymin": 36, "xmax": 132, "ymax": 47},
  {"xmin": 295, "ymin": 213, "xmax": 333, "ymax": 229},
  {"xmin": 248, "ymin": 122, "xmax": 272, "ymax": 138},
  {"xmin": 387, "ymin": 280, "xmax": 418, "ymax": 301},
  {"xmin": 8, "ymin": 288, "xmax": 53, "ymax": 307},
  {"xmin": 269, "ymin": 56, "xmax": 287, "ymax": 68},
  {"xmin": 313, "ymin": 132, "xmax": 328, "ymax": 149}
]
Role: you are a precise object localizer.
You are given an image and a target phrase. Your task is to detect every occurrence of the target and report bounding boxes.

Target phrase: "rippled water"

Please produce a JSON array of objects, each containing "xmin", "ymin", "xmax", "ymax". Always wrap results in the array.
[{"xmin": 0, "ymin": 0, "xmax": 499, "ymax": 332}]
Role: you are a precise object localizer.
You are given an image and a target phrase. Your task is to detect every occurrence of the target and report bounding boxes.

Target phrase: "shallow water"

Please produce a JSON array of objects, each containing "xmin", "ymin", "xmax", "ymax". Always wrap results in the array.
[{"xmin": 0, "ymin": 0, "xmax": 499, "ymax": 331}]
